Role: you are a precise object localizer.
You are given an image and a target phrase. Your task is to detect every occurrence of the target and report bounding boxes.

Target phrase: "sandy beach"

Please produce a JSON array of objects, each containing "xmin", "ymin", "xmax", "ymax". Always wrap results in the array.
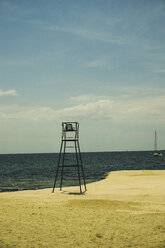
[{"xmin": 0, "ymin": 170, "xmax": 165, "ymax": 248}]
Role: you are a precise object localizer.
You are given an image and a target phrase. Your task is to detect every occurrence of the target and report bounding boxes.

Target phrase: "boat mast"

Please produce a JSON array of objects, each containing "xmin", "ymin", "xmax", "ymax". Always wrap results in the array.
[{"xmin": 154, "ymin": 130, "xmax": 157, "ymax": 152}]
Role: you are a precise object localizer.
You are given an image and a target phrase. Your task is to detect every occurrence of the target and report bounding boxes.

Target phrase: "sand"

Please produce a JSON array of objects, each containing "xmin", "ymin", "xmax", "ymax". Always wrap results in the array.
[{"xmin": 0, "ymin": 170, "xmax": 165, "ymax": 248}]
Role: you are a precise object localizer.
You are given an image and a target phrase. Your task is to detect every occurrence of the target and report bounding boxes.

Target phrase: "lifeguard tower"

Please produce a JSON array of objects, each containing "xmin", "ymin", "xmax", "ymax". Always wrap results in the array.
[{"xmin": 52, "ymin": 122, "xmax": 87, "ymax": 193}]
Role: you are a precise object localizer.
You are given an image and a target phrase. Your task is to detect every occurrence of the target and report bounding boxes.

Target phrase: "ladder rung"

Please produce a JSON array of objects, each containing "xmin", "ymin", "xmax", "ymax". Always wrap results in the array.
[
  {"xmin": 62, "ymin": 139, "xmax": 78, "ymax": 141},
  {"xmin": 59, "ymin": 164, "xmax": 78, "ymax": 167},
  {"xmin": 64, "ymin": 158, "xmax": 76, "ymax": 161},
  {"xmin": 66, "ymin": 146, "xmax": 74, "ymax": 148}
]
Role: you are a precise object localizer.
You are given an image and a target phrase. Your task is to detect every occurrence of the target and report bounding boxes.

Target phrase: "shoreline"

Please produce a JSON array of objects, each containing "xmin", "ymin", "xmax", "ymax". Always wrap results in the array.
[
  {"xmin": 0, "ymin": 170, "xmax": 165, "ymax": 248},
  {"xmin": 0, "ymin": 170, "xmax": 111, "ymax": 193},
  {"xmin": 1, "ymin": 168, "xmax": 165, "ymax": 193}
]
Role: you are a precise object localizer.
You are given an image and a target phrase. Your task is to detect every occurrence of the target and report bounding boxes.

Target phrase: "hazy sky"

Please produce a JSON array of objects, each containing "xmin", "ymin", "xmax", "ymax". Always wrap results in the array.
[{"xmin": 0, "ymin": 0, "xmax": 165, "ymax": 153}]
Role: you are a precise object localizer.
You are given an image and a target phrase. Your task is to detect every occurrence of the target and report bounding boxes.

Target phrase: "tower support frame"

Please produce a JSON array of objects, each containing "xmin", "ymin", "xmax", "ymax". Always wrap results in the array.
[{"xmin": 52, "ymin": 122, "xmax": 87, "ymax": 193}]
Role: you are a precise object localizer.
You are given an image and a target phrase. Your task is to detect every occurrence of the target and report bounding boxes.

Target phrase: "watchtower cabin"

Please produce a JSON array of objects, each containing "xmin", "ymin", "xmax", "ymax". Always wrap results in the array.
[{"xmin": 52, "ymin": 122, "xmax": 87, "ymax": 194}]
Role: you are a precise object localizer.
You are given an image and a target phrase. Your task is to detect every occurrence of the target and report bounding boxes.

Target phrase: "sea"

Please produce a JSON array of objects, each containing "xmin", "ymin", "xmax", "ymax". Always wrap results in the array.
[{"xmin": 0, "ymin": 151, "xmax": 165, "ymax": 192}]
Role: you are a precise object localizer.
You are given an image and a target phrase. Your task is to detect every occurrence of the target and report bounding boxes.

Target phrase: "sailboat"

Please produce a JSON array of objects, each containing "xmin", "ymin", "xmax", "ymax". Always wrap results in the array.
[{"xmin": 153, "ymin": 130, "xmax": 163, "ymax": 156}]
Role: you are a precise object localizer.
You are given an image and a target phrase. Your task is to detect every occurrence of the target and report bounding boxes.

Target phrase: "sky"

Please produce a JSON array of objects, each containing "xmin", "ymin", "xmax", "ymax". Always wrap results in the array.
[{"xmin": 0, "ymin": 0, "xmax": 165, "ymax": 153}]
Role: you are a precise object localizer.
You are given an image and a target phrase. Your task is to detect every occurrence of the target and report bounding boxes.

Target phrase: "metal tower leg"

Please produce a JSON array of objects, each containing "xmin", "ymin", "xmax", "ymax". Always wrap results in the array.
[
  {"xmin": 77, "ymin": 140, "xmax": 87, "ymax": 191},
  {"xmin": 52, "ymin": 140, "xmax": 63, "ymax": 193},
  {"xmin": 60, "ymin": 140, "xmax": 66, "ymax": 190},
  {"xmin": 74, "ymin": 140, "xmax": 82, "ymax": 193}
]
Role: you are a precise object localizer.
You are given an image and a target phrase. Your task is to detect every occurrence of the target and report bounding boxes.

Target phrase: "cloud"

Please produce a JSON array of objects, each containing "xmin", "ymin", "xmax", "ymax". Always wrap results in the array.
[
  {"xmin": 155, "ymin": 69, "xmax": 165, "ymax": 73},
  {"xmin": 47, "ymin": 25, "xmax": 125, "ymax": 45},
  {"xmin": 0, "ymin": 99, "xmax": 112, "ymax": 121},
  {"xmin": 0, "ymin": 89, "xmax": 18, "ymax": 96},
  {"xmin": 0, "ymin": 92, "xmax": 165, "ymax": 123},
  {"xmin": 59, "ymin": 99, "xmax": 113, "ymax": 121},
  {"xmin": 85, "ymin": 59, "xmax": 106, "ymax": 68},
  {"xmin": 70, "ymin": 94, "xmax": 105, "ymax": 103},
  {"xmin": 0, "ymin": 58, "xmax": 34, "ymax": 67}
]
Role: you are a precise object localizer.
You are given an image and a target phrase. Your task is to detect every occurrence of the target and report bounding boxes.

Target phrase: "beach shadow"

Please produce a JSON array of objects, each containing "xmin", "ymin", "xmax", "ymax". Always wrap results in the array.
[
  {"xmin": 69, "ymin": 191, "xmax": 86, "ymax": 195},
  {"xmin": 61, "ymin": 190, "xmax": 86, "ymax": 195}
]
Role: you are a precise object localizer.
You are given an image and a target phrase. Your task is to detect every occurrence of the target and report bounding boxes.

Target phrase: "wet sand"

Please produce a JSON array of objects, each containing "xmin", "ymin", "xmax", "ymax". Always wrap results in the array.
[{"xmin": 0, "ymin": 170, "xmax": 165, "ymax": 248}]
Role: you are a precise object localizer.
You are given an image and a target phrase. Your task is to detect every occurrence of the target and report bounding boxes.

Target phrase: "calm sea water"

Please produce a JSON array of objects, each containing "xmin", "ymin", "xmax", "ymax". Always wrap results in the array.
[{"xmin": 0, "ymin": 151, "xmax": 165, "ymax": 192}]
